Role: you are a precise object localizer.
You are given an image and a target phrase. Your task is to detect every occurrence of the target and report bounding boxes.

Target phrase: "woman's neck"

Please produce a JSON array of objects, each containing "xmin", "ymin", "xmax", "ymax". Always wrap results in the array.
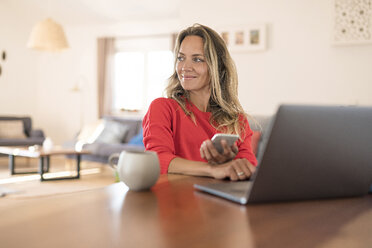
[{"xmin": 189, "ymin": 91, "xmax": 210, "ymax": 112}]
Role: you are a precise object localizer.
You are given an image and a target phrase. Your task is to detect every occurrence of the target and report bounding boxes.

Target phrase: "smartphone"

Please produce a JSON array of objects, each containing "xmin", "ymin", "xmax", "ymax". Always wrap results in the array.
[{"xmin": 211, "ymin": 133, "xmax": 239, "ymax": 154}]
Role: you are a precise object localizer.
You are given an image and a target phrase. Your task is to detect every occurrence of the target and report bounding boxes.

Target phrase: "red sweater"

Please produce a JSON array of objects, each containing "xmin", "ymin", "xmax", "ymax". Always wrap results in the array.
[{"xmin": 143, "ymin": 98, "xmax": 257, "ymax": 174}]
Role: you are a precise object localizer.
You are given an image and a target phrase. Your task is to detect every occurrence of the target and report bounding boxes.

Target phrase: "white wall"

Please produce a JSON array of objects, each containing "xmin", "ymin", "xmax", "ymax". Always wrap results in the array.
[
  {"xmin": 0, "ymin": 0, "xmax": 180, "ymax": 144},
  {"xmin": 180, "ymin": 0, "xmax": 372, "ymax": 115},
  {"xmin": 1, "ymin": 0, "xmax": 371, "ymax": 144},
  {"xmin": 0, "ymin": 1, "xmax": 100, "ymax": 143},
  {"xmin": 0, "ymin": 2, "xmax": 38, "ymax": 118}
]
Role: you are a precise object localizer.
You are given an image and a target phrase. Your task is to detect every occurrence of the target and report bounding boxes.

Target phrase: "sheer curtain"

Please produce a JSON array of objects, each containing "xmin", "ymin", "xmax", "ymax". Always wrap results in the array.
[
  {"xmin": 97, "ymin": 37, "xmax": 115, "ymax": 118},
  {"xmin": 97, "ymin": 33, "xmax": 177, "ymax": 117}
]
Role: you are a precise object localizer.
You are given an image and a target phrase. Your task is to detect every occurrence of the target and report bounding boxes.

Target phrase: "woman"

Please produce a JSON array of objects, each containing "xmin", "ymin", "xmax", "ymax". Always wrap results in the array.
[{"xmin": 143, "ymin": 24, "xmax": 257, "ymax": 181}]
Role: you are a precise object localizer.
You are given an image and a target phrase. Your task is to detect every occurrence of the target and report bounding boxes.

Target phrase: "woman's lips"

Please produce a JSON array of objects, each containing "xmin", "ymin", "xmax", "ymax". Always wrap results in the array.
[{"xmin": 182, "ymin": 75, "xmax": 196, "ymax": 80}]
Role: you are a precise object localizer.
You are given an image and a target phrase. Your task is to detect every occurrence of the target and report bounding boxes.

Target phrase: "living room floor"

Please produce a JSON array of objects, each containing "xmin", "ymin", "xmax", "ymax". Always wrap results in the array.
[{"xmin": 0, "ymin": 156, "xmax": 116, "ymax": 208}]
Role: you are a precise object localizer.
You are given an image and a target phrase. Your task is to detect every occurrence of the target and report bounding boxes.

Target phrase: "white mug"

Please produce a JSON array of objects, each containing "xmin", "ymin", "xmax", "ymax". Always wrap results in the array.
[{"xmin": 109, "ymin": 150, "xmax": 160, "ymax": 191}]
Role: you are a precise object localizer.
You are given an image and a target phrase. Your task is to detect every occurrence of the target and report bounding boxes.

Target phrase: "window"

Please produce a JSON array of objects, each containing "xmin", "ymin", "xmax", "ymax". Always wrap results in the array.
[{"xmin": 112, "ymin": 35, "xmax": 174, "ymax": 113}]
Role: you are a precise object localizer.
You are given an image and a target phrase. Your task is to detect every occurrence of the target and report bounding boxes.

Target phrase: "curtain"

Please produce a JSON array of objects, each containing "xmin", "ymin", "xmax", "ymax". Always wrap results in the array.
[
  {"xmin": 171, "ymin": 33, "xmax": 178, "ymax": 52},
  {"xmin": 97, "ymin": 37, "xmax": 115, "ymax": 118}
]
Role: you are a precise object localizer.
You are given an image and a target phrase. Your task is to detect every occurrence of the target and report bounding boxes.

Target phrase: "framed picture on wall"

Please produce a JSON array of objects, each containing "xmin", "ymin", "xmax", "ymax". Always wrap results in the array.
[
  {"xmin": 219, "ymin": 24, "xmax": 267, "ymax": 52},
  {"xmin": 333, "ymin": 0, "xmax": 372, "ymax": 45}
]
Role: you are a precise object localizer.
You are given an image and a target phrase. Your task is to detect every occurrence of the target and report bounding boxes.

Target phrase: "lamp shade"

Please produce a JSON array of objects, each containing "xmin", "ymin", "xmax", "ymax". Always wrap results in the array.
[{"xmin": 27, "ymin": 18, "xmax": 69, "ymax": 52}]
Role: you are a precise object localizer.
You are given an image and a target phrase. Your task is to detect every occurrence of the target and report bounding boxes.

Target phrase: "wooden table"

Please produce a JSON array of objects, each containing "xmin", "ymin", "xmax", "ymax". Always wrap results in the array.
[
  {"xmin": 0, "ymin": 146, "xmax": 90, "ymax": 181},
  {"xmin": 0, "ymin": 174, "xmax": 371, "ymax": 248}
]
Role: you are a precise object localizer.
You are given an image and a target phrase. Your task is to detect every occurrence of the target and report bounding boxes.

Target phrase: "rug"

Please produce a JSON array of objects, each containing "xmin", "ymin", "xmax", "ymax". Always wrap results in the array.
[
  {"xmin": 0, "ymin": 157, "xmax": 116, "ymax": 208},
  {"xmin": 0, "ymin": 186, "xmax": 18, "ymax": 197}
]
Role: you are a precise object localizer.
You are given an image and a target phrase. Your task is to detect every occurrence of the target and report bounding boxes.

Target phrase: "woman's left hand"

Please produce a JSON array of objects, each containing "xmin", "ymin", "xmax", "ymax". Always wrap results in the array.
[{"xmin": 200, "ymin": 139, "xmax": 238, "ymax": 164}]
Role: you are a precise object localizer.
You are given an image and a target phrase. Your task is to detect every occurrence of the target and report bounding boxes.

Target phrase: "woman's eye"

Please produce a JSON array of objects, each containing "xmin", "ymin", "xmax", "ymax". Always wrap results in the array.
[
  {"xmin": 177, "ymin": 56, "xmax": 184, "ymax": 61},
  {"xmin": 194, "ymin": 57, "xmax": 204, "ymax": 62}
]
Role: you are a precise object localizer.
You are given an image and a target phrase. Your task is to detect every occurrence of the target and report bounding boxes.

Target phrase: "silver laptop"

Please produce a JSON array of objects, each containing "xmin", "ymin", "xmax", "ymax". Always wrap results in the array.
[{"xmin": 194, "ymin": 104, "xmax": 372, "ymax": 204}]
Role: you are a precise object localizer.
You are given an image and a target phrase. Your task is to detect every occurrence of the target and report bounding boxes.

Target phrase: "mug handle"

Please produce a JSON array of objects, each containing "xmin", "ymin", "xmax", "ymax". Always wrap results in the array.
[{"xmin": 108, "ymin": 153, "xmax": 120, "ymax": 170}]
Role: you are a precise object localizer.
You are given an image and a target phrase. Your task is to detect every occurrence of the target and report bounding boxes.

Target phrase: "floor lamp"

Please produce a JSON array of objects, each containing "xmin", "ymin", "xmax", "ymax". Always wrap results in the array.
[{"xmin": 70, "ymin": 82, "xmax": 85, "ymax": 131}]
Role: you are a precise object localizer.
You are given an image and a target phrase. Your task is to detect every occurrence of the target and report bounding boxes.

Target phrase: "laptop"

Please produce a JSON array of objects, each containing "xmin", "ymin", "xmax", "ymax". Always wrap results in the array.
[{"xmin": 194, "ymin": 104, "xmax": 372, "ymax": 204}]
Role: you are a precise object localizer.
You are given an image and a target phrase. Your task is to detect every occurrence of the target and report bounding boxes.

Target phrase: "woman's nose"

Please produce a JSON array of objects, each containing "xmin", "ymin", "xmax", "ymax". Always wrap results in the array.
[{"xmin": 181, "ymin": 61, "xmax": 192, "ymax": 71}]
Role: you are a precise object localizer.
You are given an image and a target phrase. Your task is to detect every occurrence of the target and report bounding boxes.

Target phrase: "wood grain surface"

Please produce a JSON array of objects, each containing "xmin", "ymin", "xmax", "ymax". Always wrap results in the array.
[{"xmin": 0, "ymin": 174, "xmax": 371, "ymax": 248}]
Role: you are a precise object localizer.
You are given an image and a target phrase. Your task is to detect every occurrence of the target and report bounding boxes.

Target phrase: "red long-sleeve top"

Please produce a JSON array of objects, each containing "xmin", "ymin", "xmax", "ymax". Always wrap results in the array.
[{"xmin": 143, "ymin": 98, "xmax": 257, "ymax": 174}]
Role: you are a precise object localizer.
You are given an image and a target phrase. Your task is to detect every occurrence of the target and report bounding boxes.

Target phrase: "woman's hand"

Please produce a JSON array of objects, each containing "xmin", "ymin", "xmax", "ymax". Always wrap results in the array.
[
  {"xmin": 200, "ymin": 139, "xmax": 238, "ymax": 164},
  {"xmin": 209, "ymin": 158, "xmax": 256, "ymax": 181}
]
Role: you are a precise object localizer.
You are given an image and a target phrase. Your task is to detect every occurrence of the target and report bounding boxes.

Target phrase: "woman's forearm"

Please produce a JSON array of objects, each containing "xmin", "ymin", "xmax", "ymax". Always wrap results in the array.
[{"xmin": 168, "ymin": 157, "xmax": 213, "ymax": 177}]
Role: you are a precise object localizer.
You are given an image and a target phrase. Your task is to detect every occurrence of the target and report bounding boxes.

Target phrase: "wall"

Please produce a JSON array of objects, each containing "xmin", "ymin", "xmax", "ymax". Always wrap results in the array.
[
  {"xmin": 180, "ymin": 0, "xmax": 372, "ymax": 115},
  {"xmin": 0, "ymin": 2, "xmax": 100, "ymax": 143},
  {"xmin": 1, "ymin": 0, "xmax": 372, "ymax": 144},
  {"xmin": 0, "ymin": 2, "xmax": 38, "ymax": 118},
  {"xmin": 0, "ymin": 0, "xmax": 180, "ymax": 144}
]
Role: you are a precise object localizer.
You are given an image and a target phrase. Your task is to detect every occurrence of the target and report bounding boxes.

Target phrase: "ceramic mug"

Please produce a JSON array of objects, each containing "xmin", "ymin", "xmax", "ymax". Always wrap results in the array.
[{"xmin": 109, "ymin": 150, "xmax": 160, "ymax": 191}]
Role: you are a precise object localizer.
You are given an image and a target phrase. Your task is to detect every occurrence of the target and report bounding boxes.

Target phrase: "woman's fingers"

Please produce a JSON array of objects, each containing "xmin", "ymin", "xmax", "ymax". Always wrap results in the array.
[
  {"xmin": 200, "ymin": 138, "xmax": 239, "ymax": 165},
  {"xmin": 221, "ymin": 140, "xmax": 238, "ymax": 161},
  {"xmin": 200, "ymin": 145, "xmax": 206, "ymax": 159},
  {"xmin": 234, "ymin": 161, "xmax": 250, "ymax": 180},
  {"xmin": 229, "ymin": 159, "xmax": 256, "ymax": 181},
  {"xmin": 200, "ymin": 141, "xmax": 218, "ymax": 164},
  {"xmin": 206, "ymin": 140, "xmax": 223, "ymax": 158},
  {"xmin": 221, "ymin": 140, "xmax": 232, "ymax": 156},
  {"xmin": 201, "ymin": 140, "xmax": 223, "ymax": 164},
  {"xmin": 201, "ymin": 141, "xmax": 212, "ymax": 160},
  {"xmin": 231, "ymin": 144, "xmax": 238, "ymax": 154},
  {"xmin": 228, "ymin": 166, "xmax": 239, "ymax": 181},
  {"xmin": 211, "ymin": 159, "xmax": 256, "ymax": 181}
]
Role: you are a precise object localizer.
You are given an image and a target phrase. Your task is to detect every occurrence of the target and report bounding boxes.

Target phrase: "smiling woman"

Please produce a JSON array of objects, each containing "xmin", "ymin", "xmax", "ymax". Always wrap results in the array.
[
  {"xmin": 142, "ymin": 24, "xmax": 257, "ymax": 181},
  {"xmin": 176, "ymin": 36, "xmax": 210, "ymax": 102}
]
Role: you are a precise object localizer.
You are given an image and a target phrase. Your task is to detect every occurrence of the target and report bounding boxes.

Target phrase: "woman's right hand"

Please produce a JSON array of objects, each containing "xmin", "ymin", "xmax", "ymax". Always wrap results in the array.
[
  {"xmin": 200, "ymin": 139, "xmax": 238, "ymax": 164},
  {"xmin": 209, "ymin": 158, "xmax": 256, "ymax": 181}
]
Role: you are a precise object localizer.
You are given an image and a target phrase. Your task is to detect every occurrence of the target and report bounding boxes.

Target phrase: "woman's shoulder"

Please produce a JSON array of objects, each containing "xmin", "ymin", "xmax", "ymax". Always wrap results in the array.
[
  {"xmin": 150, "ymin": 97, "xmax": 176, "ymax": 105},
  {"xmin": 148, "ymin": 97, "xmax": 181, "ymax": 113},
  {"xmin": 145, "ymin": 98, "xmax": 182, "ymax": 122}
]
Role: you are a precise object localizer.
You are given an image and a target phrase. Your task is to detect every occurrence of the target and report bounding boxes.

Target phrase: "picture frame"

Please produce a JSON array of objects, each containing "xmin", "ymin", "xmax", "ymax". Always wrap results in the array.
[
  {"xmin": 333, "ymin": 0, "xmax": 372, "ymax": 45},
  {"xmin": 219, "ymin": 24, "xmax": 267, "ymax": 52}
]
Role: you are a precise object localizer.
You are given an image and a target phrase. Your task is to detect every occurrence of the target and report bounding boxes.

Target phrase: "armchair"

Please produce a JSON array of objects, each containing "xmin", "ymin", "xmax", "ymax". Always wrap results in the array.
[{"xmin": 0, "ymin": 116, "xmax": 45, "ymax": 147}]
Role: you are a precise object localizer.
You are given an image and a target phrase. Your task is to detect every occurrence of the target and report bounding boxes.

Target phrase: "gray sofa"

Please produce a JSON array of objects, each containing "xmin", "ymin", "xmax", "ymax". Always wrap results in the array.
[
  {"xmin": 0, "ymin": 116, "xmax": 45, "ymax": 147},
  {"xmin": 64, "ymin": 115, "xmax": 272, "ymax": 165},
  {"xmin": 248, "ymin": 115, "xmax": 273, "ymax": 158},
  {"xmin": 64, "ymin": 116, "xmax": 145, "ymax": 164}
]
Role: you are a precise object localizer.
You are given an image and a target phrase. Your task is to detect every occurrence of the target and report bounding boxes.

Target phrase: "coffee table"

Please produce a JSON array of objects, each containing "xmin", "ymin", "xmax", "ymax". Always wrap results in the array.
[{"xmin": 0, "ymin": 146, "xmax": 90, "ymax": 181}]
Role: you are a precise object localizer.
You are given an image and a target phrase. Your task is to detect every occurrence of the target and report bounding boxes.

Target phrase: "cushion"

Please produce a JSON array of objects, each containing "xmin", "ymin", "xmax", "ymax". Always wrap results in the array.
[
  {"xmin": 75, "ymin": 120, "xmax": 104, "ymax": 150},
  {"xmin": 128, "ymin": 128, "xmax": 144, "ymax": 146},
  {"xmin": 103, "ymin": 117, "xmax": 142, "ymax": 143},
  {"xmin": 251, "ymin": 131, "xmax": 261, "ymax": 156},
  {"xmin": 0, "ymin": 120, "xmax": 27, "ymax": 139},
  {"xmin": 94, "ymin": 119, "xmax": 130, "ymax": 144},
  {"xmin": 77, "ymin": 120, "xmax": 104, "ymax": 143},
  {"xmin": 75, "ymin": 120, "xmax": 129, "ymax": 150}
]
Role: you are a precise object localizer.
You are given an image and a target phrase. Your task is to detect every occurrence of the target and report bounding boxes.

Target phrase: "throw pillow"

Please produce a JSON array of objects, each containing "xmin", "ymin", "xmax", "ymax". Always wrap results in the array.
[
  {"xmin": 75, "ymin": 120, "xmax": 104, "ymax": 150},
  {"xmin": 128, "ymin": 128, "xmax": 144, "ymax": 146},
  {"xmin": 0, "ymin": 120, "xmax": 27, "ymax": 139},
  {"xmin": 251, "ymin": 131, "xmax": 262, "ymax": 156},
  {"xmin": 77, "ymin": 120, "xmax": 104, "ymax": 142},
  {"xmin": 94, "ymin": 120, "xmax": 129, "ymax": 144}
]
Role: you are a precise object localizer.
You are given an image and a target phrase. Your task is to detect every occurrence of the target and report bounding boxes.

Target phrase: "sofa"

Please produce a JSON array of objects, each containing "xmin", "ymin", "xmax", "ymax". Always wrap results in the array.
[
  {"xmin": 0, "ymin": 116, "xmax": 45, "ymax": 147},
  {"xmin": 248, "ymin": 115, "xmax": 273, "ymax": 159},
  {"xmin": 64, "ymin": 114, "xmax": 272, "ymax": 165},
  {"xmin": 64, "ymin": 116, "xmax": 145, "ymax": 164}
]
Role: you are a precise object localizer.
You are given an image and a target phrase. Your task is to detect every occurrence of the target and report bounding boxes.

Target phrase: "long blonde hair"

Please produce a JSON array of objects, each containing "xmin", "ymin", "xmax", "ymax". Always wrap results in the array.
[{"xmin": 166, "ymin": 24, "xmax": 247, "ymax": 137}]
